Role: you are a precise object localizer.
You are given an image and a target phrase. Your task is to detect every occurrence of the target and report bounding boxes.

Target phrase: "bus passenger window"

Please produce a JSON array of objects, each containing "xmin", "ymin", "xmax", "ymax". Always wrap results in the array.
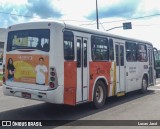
[
  {"xmin": 91, "ymin": 36, "xmax": 109, "ymax": 61},
  {"xmin": 109, "ymin": 39, "xmax": 114, "ymax": 61},
  {"xmin": 77, "ymin": 39, "xmax": 81, "ymax": 67},
  {"xmin": 84, "ymin": 40, "xmax": 87, "ymax": 67},
  {"xmin": 120, "ymin": 45, "xmax": 124, "ymax": 66},
  {"xmin": 137, "ymin": 44, "xmax": 147, "ymax": 62},
  {"xmin": 126, "ymin": 42, "xmax": 137, "ymax": 62},
  {"xmin": 115, "ymin": 45, "xmax": 119, "ymax": 66},
  {"xmin": 63, "ymin": 31, "xmax": 74, "ymax": 60}
]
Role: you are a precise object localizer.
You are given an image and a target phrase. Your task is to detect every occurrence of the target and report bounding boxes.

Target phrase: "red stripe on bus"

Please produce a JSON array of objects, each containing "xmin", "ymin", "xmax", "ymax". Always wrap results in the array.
[
  {"xmin": 89, "ymin": 62, "xmax": 112, "ymax": 101},
  {"xmin": 64, "ymin": 61, "xmax": 77, "ymax": 105}
]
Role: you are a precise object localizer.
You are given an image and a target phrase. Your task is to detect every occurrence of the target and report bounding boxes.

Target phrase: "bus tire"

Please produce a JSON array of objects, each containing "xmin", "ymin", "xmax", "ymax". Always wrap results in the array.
[
  {"xmin": 93, "ymin": 80, "xmax": 107, "ymax": 109},
  {"xmin": 140, "ymin": 76, "xmax": 148, "ymax": 94}
]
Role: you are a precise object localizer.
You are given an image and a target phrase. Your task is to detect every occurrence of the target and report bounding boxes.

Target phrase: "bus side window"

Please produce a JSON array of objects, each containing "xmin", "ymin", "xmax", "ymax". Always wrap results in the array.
[
  {"xmin": 91, "ymin": 35, "xmax": 109, "ymax": 61},
  {"xmin": 109, "ymin": 39, "xmax": 114, "ymax": 61},
  {"xmin": 63, "ymin": 31, "xmax": 74, "ymax": 60},
  {"xmin": 120, "ymin": 45, "xmax": 124, "ymax": 66},
  {"xmin": 126, "ymin": 42, "xmax": 137, "ymax": 62},
  {"xmin": 77, "ymin": 39, "xmax": 81, "ymax": 67},
  {"xmin": 115, "ymin": 45, "xmax": 119, "ymax": 66},
  {"xmin": 137, "ymin": 44, "xmax": 147, "ymax": 62},
  {"xmin": 84, "ymin": 40, "xmax": 87, "ymax": 67}
]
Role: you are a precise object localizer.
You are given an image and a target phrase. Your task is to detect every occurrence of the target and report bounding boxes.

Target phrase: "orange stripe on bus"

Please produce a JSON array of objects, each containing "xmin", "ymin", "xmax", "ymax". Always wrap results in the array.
[
  {"xmin": 64, "ymin": 61, "xmax": 77, "ymax": 105},
  {"xmin": 89, "ymin": 62, "xmax": 112, "ymax": 101}
]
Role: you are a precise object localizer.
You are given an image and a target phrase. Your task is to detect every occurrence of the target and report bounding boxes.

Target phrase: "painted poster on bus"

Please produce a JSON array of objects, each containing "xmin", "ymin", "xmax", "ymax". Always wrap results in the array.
[{"xmin": 5, "ymin": 54, "xmax": 49, "ymax": 85}]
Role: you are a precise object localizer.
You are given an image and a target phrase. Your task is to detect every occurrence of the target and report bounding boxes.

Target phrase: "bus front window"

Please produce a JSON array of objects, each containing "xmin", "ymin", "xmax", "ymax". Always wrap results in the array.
[{"xmin": 7, "ymin": 29, "xmax": 50, "ymax": 52}]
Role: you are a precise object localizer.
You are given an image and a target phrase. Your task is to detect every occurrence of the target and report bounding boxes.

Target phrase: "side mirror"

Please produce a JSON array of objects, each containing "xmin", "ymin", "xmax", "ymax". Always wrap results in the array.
[{"xmin": 153, "ymin": 47, "xmax": 158, "ymax": 71}]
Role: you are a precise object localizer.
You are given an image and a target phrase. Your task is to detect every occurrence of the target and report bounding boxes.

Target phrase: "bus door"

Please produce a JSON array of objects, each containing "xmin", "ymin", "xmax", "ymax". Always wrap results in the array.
[
  {"xmin": 76, "ymin": 37, "xmax": 88, "ymax": 103},
  {"xmin": 148, "ymin": 48, "xmax": 154, "ymax": 85},
  {"xmin": 115, "ymin": 43, "xmax": 126, "ymax": 93}
]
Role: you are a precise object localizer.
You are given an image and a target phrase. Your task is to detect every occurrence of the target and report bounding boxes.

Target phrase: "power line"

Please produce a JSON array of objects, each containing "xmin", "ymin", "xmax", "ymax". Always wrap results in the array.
[
  {"xmin": 81, "ymin": 13, "xmax": 160, "ymax": 26},
  {"xmin": 102, "ymin": 13, "xmax": 160, "ymax": 24},
  {"xmin": 1, "ymin": 11, "xmax": 160, "ymax": 28},
  {"xmin": 99, "ymin": 20, "xmax": 106, "ymax": 31},
  {"xmin": 0, "ymin": 11, "xmax": 93, "ymax": 23},
  {"xmin": 0, "ymin": 11, "xmax": 39, "ymax": 18},
  {"xmin": 105, "ymin": 23, "xmax": 160, "ymax": 32},
  {"xmin": 80, "ymin": 20, "xmax": 96, "ymax": 26},
  {"xmin": 132, "ymin": 23, "xmax": 160, "ymax": 27}
]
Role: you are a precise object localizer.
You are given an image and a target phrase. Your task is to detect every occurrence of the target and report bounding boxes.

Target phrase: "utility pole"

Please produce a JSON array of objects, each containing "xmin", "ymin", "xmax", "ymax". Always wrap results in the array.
[{"xmin": 96, "ymin": 0, "xmax": 99, "ymax": 29}]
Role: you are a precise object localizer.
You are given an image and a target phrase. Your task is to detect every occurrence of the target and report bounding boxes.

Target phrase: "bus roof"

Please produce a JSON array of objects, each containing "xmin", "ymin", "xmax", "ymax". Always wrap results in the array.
[
  {"xmin": 65, "ymin": 23, "xmax": 153, "ymax": 46},
  {"xmin": 8, "ymin": 21, "xmax": 153, "ymax": 46}
]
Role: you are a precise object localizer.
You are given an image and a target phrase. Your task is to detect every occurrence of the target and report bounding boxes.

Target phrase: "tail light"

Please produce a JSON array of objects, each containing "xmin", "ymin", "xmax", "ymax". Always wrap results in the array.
[
  {"xmin": 49, "ymin": 67, "xmax": 57, "ymax": 89},
  {"xmin": 49, "ymin": 82, "xmax": 55, "ymax": 88},
  {"xmin": 3, "ymin": 65, "xmax": 5, "ymax": 84}
]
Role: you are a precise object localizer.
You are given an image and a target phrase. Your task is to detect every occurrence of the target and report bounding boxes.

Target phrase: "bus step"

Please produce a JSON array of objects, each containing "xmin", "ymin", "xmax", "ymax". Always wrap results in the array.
[{"xmin": 116, "ymin": 92, "xmax": 125, "ymax": 97}]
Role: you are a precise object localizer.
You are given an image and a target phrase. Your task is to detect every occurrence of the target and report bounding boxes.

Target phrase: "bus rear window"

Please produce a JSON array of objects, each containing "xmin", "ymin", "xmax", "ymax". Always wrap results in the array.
[{"xmin": 7, "ymin": 29, "xmax": 50, "ymax": 52}]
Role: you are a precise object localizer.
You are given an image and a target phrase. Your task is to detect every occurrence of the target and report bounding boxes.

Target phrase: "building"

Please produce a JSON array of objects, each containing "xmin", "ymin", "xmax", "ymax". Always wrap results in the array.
[{"xmin": 0, "ymin": 28, "xmax": 7, "ymax": 83}]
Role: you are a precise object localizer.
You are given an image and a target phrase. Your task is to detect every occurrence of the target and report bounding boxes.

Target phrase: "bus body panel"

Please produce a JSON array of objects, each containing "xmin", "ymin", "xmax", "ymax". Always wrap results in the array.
[
  {"xmin": 51, "ymin": 24, "xmax": 65, "ymax": 87},
  {"xmin": 89, "ymin": 62, "xmax": 112, "ymax": 101},
  {"xmin": 3, "ymin": 84, "xmax": 64, "ymax": 104},
  {"xmin": 64, "ymin": 61, "xmax": 77, "ymax": 105}
]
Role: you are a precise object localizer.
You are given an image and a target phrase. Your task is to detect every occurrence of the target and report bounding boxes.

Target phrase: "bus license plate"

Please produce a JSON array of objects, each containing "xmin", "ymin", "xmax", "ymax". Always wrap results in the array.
[{"xmin": 22, "ymin": 92, "xmax": 31, "ymax": 99}]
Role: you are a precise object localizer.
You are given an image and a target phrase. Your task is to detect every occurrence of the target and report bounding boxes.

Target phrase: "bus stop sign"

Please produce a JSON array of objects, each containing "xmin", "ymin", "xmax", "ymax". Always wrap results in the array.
[{"xmin": 123, "ymin": 22, "xmax": 132, "ymax": 30}]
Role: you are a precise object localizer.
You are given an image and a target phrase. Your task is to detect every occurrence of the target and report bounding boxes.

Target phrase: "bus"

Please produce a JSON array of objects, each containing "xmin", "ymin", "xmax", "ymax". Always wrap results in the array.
[
  {"xmin": 3, "ymin": 21, "xmax": 156, "ymax": 108},
  {"xmin": 0, "ymin": 28, "xmax": 6, "ymax": 83},
  {"xmin": 155, "ymin": 50, "xmax": 160, "ymax": 78}
]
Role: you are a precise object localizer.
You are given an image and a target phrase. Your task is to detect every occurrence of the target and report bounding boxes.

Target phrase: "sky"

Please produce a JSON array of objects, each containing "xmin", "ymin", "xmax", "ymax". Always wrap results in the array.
[{"xmin": 0, "ymin": 0, "xmax": 160, "ymax": 49}]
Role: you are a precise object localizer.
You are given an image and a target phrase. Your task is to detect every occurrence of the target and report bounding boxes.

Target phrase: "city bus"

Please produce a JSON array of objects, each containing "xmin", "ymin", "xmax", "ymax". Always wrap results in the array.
[
  {"xmin": 3, "ymin": 21, "xmax": 156, "ymax": 108},
  {"xmin": 155, "ymin": 50, "xmax": 160, "ymax": 78}
]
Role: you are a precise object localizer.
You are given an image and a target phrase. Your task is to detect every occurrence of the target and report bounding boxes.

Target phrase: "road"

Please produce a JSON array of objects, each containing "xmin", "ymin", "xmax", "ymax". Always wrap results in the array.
[{"xmin": 0, "ymin": 79, "xmax": 160, "ymax": 129}]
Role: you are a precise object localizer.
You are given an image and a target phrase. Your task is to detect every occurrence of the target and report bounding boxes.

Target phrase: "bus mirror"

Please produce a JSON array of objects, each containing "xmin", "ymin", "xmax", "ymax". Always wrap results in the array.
[
  {"xmin": 153, "ymin": 47, "xmax": 158, "ymax": 54},
  {"xmin": 153, "ymin": 47, "xmax": 158, "ymax": 71}
]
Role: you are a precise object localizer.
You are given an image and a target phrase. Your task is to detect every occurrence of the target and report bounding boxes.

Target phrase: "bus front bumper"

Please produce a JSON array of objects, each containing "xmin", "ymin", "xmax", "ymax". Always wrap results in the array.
[{"xmin": 2, "ymin": 84, "xmax": 64, "ymax": 104}]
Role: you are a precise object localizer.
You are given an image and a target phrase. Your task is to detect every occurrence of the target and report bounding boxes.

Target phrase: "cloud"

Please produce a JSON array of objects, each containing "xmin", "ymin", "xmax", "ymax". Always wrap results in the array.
[
  {"xmin": 87, "ymin": 0, "xmax": 140, "ymax": 20},
  {"xmin": 0, "ymin": 0, "xmax": 62, "ymax": 27},
  {"xmin": 0, "ymin": 2, "xmax": 29, "ymax": 27},
  {"xmin": 26, "ymin": 0, "xmax": 62, "ymax": 18}
]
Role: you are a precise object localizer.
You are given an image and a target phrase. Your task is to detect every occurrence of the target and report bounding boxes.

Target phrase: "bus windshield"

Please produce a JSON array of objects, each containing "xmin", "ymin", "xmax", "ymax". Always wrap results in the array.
[{"xmin": 7, "ymin": 29, "xmax": 50, "ymax": 52}]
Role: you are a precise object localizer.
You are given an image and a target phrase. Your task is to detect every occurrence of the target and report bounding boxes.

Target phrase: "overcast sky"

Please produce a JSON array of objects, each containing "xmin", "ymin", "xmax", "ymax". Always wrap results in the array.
[{"xmin": 0, "ymin": 0, "xmax": 160, "ymax": 49}]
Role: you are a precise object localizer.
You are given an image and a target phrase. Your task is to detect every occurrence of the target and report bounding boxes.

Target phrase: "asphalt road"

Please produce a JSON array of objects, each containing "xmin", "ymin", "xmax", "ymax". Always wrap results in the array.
[{"xmin": 0, "ymin": 79, "xmax": 160, "ymax": 129}]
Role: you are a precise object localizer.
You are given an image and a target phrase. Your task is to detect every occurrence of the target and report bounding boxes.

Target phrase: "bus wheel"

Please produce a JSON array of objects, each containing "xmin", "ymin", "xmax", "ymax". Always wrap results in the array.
[
  {"xmin": 141, "ymin": 76, "xmax": 148, "ymax": 94},
  {"xmin": 93, "ymin": 80, "xmax": 106, "ymax": 109}
]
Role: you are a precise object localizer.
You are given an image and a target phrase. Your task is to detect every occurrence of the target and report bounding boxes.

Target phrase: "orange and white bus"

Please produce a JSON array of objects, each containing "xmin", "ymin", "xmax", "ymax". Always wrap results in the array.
[{"xmin": 3, "ymin": 21, "xmax": 156, "ymax": 108}]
